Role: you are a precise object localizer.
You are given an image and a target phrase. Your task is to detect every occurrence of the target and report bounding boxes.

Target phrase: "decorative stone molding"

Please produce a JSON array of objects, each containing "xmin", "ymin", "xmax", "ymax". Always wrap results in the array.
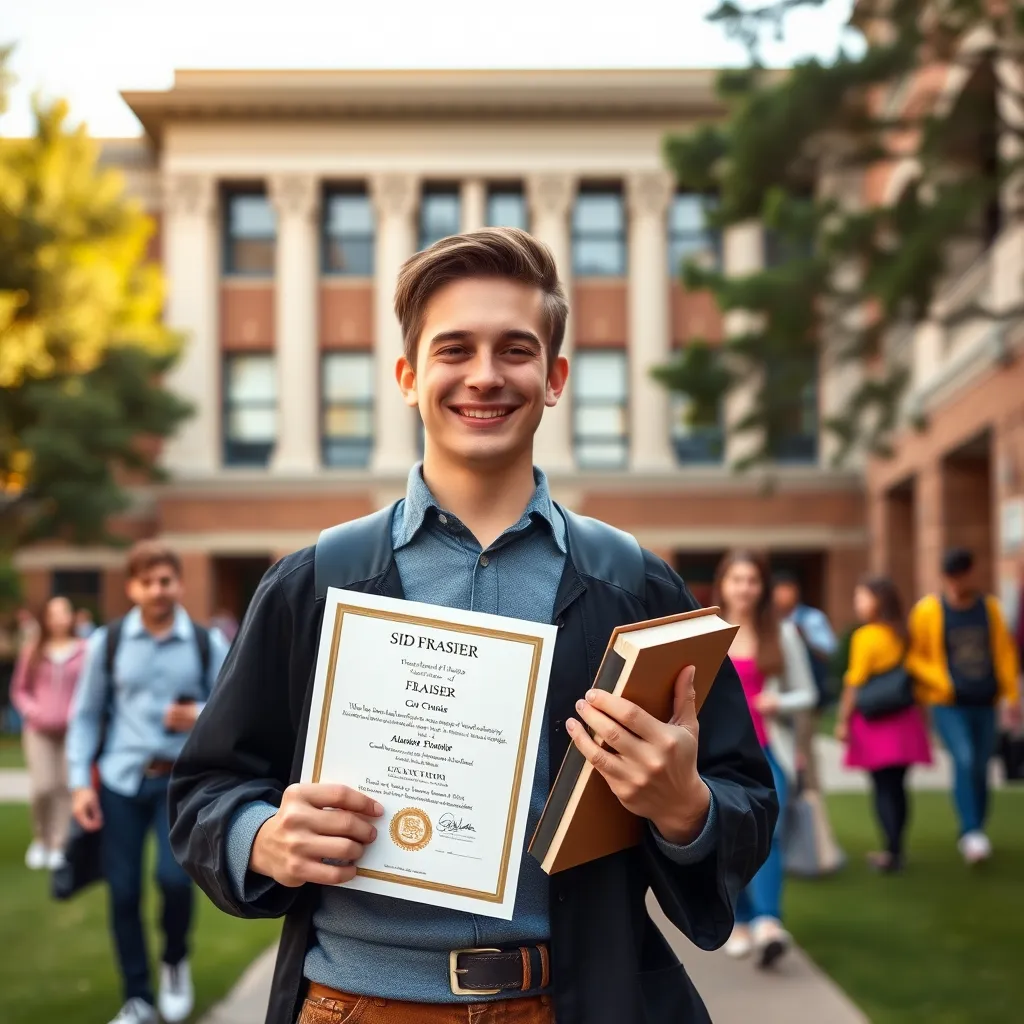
[
  {"xmin": 161, "ymin": 173, "xmax": 216, "ymax": 218},
  {"xmin": 626, "ymin": 171, "xmax": 674, "ymax": 217},
  {"xmin": 268, "ymin": 174, "xmax": 320, "ymax": 221},
  {"xmin": 526, "ymin": 173, "xmax": 576, "ymax": 218},
  {"xmin": 370, "ymin": 173, "xmax": 420, "ymax": 219}
]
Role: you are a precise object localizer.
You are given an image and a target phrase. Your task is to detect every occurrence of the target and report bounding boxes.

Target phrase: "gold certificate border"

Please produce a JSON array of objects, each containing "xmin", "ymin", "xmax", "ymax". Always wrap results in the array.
[{"xmin": 312, "ymin": 601, "xmax": 544, "ymax": 904}]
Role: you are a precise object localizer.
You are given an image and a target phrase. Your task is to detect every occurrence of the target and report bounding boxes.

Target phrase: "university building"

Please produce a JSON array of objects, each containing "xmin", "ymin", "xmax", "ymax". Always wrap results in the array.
[
  {"xmin": 859, "ymin": 14, "xmax": 1024, "ymax": 622},
  {"xmin": 19, "ymin": 68, "xmax": 885, "ymax": 625}
]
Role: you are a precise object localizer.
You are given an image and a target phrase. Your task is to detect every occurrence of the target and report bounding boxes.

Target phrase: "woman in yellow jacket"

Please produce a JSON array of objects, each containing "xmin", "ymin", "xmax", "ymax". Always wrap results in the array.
[
  {"xmin": 905, "ymin": 549, "xmax": 1021, "ymax": 865},
  {"xmin": 835, "ymin": 577, "xmax": 931, "ymax": 873}
]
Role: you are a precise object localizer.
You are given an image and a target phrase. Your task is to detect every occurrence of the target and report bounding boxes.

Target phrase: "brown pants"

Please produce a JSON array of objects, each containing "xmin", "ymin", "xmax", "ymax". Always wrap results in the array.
[
  {"xmin": 297, "ymin": 987, "xmax": 555, "ymax": 1024},
  {"xmin": 22, "ymin": 727, "xmax": 70, "ymax": 850}
]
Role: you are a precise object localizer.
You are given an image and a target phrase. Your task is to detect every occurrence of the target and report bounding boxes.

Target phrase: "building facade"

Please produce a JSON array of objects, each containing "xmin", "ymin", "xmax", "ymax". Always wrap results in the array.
[
  {"xmin": 14, "ymin": 70, "xmax": 867, "ymax": 625},
  {"xmin": 862, "ymin": 21, "xmax": 1024, "ymax": 620}
]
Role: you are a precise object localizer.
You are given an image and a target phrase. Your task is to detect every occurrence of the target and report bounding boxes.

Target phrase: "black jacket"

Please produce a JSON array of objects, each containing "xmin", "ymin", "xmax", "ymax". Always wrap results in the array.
[{"xmin": 169, "ymin": 505, "xmax": 777, "ymax": 1024}]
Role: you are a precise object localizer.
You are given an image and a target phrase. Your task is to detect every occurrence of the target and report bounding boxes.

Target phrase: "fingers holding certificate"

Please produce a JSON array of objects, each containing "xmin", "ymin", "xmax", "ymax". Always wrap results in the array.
[{"xmin": 300, "ymin": 587, "xmax": 556, "ymax": 919}]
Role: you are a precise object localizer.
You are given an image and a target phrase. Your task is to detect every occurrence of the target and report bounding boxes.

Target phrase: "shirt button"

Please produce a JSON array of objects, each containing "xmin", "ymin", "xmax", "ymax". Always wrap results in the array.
[
  {"xmin": 479, "ymin": 555, "xmax": 489, "ymax": 567},
  {"xmin": 438, "ymin": 514, "xmax": 448, "ymax": 526}
]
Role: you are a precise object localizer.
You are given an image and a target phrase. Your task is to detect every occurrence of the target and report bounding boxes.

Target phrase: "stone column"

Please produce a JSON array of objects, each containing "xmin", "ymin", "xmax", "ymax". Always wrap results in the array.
[
  {"xmin": 161, "ymin": 173, "xmax": 219, "ymax": 475},
  {"xmin": 721, "ymin": 220, "xmax": 765, "ymax": 466},
  {"xmin": 626, "ymin": 172, "xmax": 675, "ymax": 471},
  {"xmin": 526, "ymin": 173, "xmax": 576, "ymax": 472},
  {"xmin": 461, "ymin": 179, "xmax": 487, "ymax": 233},
  {"xmin": 269, "ymin": 174, "xmax": 320, "ymax": 474},
  {"xmin": 370, "ymin": 173, "xmax": 420, "ymax": 473}
]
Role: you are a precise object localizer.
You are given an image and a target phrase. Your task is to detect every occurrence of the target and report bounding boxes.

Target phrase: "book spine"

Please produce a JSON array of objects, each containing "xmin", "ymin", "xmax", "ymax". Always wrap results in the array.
[{"xmin": 529, "ymin": 648, "xmax": 627, "ymax": 864}]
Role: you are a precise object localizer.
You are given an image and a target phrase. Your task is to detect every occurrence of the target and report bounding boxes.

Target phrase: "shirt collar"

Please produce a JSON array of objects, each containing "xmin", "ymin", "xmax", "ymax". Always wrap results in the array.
[
  {"xmin": 397, "ymin": 461, "xmax": 566, "ymax": 554},
  {"xmin": 123, "ymin": 604, "xmax": 191, "ymax": 641}
]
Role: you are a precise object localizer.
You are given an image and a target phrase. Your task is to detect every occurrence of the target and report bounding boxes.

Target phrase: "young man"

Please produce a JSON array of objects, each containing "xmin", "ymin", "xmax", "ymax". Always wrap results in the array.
[
  {"xmin": 67, "ymin": 542, "xmax": 229, "ymax": 1024},
  {"xmin": 169, "ymin": 228, "xmax": 777, "ymax": 1024},
  {"xmin": 907, "ymin": 548, "xmax": 1022, "ymax": 864}
]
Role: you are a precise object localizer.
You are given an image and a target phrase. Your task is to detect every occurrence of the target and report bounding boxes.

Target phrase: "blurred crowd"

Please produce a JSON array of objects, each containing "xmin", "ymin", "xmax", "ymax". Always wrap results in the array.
[{"xmin": 0, "ymin": 540, "xmax": 1021, "ymax": 1010}]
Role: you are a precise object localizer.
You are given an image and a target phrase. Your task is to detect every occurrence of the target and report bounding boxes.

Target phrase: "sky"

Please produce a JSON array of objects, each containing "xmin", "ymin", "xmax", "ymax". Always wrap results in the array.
[{"xmin": 1, "ymin": 0, "xmax": 858, "ymax": 138}]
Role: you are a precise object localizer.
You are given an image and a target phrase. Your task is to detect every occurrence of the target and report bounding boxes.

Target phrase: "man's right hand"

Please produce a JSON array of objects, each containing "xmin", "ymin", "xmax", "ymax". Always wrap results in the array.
[
  {"xmin": 249, "ymin": 784, "xmax": 384, "ymax": 887},
  {"xmin": 72, "ymin": 787, "xmax": 103, "ymax": 832}
]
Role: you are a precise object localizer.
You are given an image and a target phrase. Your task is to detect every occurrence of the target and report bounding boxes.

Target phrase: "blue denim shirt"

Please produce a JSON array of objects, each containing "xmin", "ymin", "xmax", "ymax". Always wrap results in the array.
[
  {"xmin": 226, "ymin": 465, "xmax": 717, "ymax": 1001},
  {"xmin": 66, "ymin": 605, "xmax": 228, "ymax": 796}
]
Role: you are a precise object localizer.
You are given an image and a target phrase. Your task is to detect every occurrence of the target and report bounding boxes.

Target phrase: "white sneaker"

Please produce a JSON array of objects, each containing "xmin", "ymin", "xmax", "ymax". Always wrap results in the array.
[
  {"xmin": 25, "ymin": 840, "xmax": 47, "ymax": 870},
  {"xmin": 108, "ymin": 998, "xmax": 158, "ymax": 1024},
  {"xmin": 752, "ymin": 916, "xmax": 791, "ymax": 968},
  {"xmin": 958, "ymin": 831, "xmax": 992, "ymax": 865},
  {"xmin": 158, "ymin": 960, "xmax": 194, "ymax": 1023},
  {"xmin": 46, "ymin": 847, "xmax": 66, "ymax": 871},
  {"xmin": 723, "ymin": 926, "xmax": 753, "ymax": 958}
]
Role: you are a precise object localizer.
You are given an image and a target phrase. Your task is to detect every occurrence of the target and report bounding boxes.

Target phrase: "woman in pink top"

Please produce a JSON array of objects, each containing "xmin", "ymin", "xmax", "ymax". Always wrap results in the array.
[
  {"xmin": 10, "ymin": 595, "xmax": 88, "ymax": 870},
  {"xmin": 835, "ymin": 576, "xmax": 931, "ymax": 873},
  {"xmin": 714, "ymin": 551, "xmax": 817, "ymax": 968}
]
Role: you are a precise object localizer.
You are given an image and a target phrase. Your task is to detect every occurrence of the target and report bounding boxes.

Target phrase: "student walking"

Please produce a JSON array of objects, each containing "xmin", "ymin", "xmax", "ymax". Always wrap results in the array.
[
  {"xmin": 66, "ymin": 542, "xmax": 228, "ymax": 1024},
  {"xmin": 716, "ymin": 550, "xmax": 817, "ymax": 968},
  {"xmin": 10, "ymin": 595, "xmax": 87, "ymax": 871},
  {"xmin": 906, "ymin": 549, "xmax": 1021, "ymax": 864},
  {"xmin": 169, "ymin": 228, "xmax": 777, "ymax": 1024},
  {"xmin": 835, "ymin": 577, "xmax": 931, "ymax": 872}
]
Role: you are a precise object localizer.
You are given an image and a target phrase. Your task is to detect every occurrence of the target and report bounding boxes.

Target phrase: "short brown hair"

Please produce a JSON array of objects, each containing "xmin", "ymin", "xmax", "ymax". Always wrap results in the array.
[
  {"xmin": 393, "ymin": 227, "xmax": 569, "ymax": 363},
  {"xmin": 126, "ymin": 540, "xmax": 182, "ymax": 580}
]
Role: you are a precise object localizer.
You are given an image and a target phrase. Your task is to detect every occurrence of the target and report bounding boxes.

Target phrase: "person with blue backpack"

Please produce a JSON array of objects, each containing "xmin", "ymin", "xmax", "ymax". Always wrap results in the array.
[{"xmin": 66, "ymin": 540, "xmax": 229, "ymax": 1024}]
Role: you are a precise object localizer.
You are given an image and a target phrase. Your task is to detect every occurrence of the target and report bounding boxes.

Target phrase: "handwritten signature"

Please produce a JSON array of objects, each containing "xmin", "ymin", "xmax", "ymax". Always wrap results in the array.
[{"xmin": 438, "ymin": 812, "xmax": 476, "ymax": 834}]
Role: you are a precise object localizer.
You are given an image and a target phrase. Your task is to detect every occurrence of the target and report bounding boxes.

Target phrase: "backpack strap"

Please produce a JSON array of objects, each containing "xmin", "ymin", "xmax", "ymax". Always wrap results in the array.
[
  {"xmin": 104, "ymin": 617, "xmax": 124, "ymax": 681},
  {"xmin": 97, "ymin": 617, "xmax": 124, "ymax": 761},
  {"xmin": 315, "ymin": 505, "xmax": 397, "ymax": 601},
  {"xmin": 559, "ymin": 507, "xmax": 646, "ymax": 603},
  {"xmin": 192, "ymin": 622, "xmax": 212, "ymax": 696}
]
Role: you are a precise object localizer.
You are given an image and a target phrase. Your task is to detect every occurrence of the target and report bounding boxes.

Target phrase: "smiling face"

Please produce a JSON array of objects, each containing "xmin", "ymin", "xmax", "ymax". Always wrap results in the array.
[{"xmin": 396, "ymin": 276, "xmax": 569, "ymax": 471}]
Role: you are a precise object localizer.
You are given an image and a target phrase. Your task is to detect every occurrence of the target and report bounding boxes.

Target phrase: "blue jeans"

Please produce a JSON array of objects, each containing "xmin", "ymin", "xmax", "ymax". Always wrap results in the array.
[
  {"xmin": 735, "ymin": 745, "xmax": 788, "ymax": 924},
  {"xmin": 100, "ymin": 776, "xmax": 194, "ymax": 1005},
  {"xmin": 932, "ymin": 705, "xmax": 997, "ymax": 836}
]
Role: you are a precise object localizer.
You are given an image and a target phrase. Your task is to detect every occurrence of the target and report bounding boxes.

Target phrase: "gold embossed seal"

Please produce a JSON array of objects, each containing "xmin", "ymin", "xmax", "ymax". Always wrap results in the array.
[{"xmin": 389, "ymin": 807, "xmax": 432, "ymax": 851}]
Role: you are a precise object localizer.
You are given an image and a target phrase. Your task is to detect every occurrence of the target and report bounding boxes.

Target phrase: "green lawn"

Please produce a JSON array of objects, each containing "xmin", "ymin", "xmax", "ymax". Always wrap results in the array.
[
  {"xmin": 788, "ymin": 789, "xmax": 1024, "ymax": 1024},
  {"xmin": 0, "ymin": 734, "xmax": 25, "ymax": 769},
  {"xmin": 0, "ymin": 804, "xmax": 279, "ymax": 1024}
]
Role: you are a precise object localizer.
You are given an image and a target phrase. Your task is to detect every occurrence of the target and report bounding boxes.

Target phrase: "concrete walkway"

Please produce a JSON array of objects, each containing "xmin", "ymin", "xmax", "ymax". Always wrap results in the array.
[{"xmin": 197, "ymin": 898, "xmax": 869, "ymax": 1024}]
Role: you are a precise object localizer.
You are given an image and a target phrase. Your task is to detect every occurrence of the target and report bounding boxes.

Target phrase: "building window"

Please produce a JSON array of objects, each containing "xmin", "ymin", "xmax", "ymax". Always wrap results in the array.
[
  {"xmin": 573, "ymin": 350, "xmax": 628, "ymax": 469},
  {"xmin": 671, "ymin": 393, "xmax": 724, "ymax": 465},
  {"xmin": 669, "ymin": 194, "xmax": 721, "ymax": 275},
  {"xmin": 322, "ymin": 188, "xmax": 374, "ymax": 275},
  {"xmin": 486, "ymin": 186, "xmax": 528, "ymax": 230},
  {"xmin": 223, "ymin": 354, "xmax": 276, "ymax": 467},
  {"xmin": 223, "ymin": 189, "xmax": 276, "ymax": 276},
  {"xmin": 769, "ymin": 355, "xmax": 819, "ymax": 464},
  {"xmin": 322, "ymin": 353, "xmax": 374, "ymax": 468},
  {"xmin": 419, "ymin": 186, "xmax": 461, "ymax": 250},
  {"xmin": 572, "ymin": 188, "xmax": 626, "ymax": 277}
]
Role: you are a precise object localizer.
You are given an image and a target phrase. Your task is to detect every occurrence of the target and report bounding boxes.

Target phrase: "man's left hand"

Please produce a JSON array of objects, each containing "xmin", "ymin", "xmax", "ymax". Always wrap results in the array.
[
  {"xmin": 566, "ymin": 665, "xmax": 710, "ymax": 845},
  {"xmin": 164, "ymin": 700, "xmax": 200, "ymax": 733}
]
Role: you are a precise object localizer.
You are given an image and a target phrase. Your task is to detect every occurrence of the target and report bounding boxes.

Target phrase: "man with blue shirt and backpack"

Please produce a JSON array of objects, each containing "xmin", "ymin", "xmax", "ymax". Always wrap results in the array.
[{"xmin": 66, "ymin": 541, "xmax": 229, "ymax": 1024}]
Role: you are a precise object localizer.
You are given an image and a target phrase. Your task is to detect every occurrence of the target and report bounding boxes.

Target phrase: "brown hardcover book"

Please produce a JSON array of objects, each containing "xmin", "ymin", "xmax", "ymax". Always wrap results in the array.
[{"xmin": 528, "ymin": 606, "xmax": 738, "ymax": 875}]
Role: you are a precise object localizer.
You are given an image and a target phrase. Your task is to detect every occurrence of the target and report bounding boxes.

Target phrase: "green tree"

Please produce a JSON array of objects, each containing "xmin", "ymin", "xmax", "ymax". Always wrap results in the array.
[
  {"xmin": 655, "ymin": 0, "xmax": 1024, "ymax": 471},
  {"xmin": 0, "ymin": 49, "xmax": 191, "ymax": 606}
]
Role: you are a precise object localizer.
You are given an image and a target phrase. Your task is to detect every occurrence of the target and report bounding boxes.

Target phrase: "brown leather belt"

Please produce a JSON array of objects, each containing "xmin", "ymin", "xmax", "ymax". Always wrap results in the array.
[
  {"xmin": 448, "ymin": 945, "xmax": 551, "ymax": 995},
  {"xmin": 143, "ymin": 758, "xmax": 175, "ymax": 778},
  {"xmin": 306, "ymin": 944, "xmax": 551, "ymax": 1001}
]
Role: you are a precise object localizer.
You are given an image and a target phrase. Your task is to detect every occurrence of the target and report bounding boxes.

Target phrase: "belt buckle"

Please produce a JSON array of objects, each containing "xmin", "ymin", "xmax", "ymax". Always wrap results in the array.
[{"xmin": 449, "ymin": 947, "xmax": 501, "ymax": 996}]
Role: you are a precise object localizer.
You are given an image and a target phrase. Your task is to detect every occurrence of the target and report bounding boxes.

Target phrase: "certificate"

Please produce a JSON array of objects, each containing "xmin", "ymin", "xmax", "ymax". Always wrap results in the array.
[{"xmin": 300, "ymin": 586, "xmax": 557, "ymax": 919}]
